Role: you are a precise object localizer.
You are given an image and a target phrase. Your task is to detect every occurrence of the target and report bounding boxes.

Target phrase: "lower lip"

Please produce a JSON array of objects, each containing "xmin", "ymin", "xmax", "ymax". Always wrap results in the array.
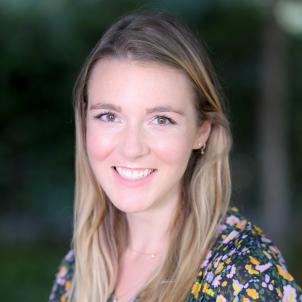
[{"xmin": 112, "ymin": 167, "xmax": 157, "ymax": 187}]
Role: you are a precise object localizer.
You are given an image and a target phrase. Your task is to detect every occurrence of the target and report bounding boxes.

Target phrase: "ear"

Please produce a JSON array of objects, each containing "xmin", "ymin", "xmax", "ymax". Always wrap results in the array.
[{"xmin": 192, "ymin": 120, "xmax": 212, "ymax": 150}]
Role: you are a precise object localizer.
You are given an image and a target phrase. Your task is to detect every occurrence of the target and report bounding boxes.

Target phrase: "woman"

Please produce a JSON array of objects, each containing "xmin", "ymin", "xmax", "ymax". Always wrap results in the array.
[{"xmin": 49, "ymin": 11, "xmax": 302, "ymax": 302}]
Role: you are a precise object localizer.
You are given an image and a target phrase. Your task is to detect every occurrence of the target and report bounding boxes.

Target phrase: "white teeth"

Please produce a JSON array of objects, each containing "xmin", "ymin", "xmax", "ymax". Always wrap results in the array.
[{"xmin": 115, "ymin": 166, "xmax": 154, "ymax": 180}]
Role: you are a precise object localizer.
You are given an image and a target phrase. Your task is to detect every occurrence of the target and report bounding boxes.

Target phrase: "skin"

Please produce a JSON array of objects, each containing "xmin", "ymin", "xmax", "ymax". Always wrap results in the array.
[{"xmin": 86, "ymin": 58, "xmax": 211, "ymax": 301}]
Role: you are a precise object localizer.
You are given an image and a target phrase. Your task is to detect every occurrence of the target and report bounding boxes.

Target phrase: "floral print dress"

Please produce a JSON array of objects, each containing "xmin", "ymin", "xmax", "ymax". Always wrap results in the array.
[{"xmin": 49, "ymin": 207, "xmax": 302, "ymax": 301}]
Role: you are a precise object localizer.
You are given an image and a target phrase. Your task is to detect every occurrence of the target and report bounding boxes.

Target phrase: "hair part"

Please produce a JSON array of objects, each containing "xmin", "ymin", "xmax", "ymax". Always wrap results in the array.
[{"xmin": 71, "ymin": 10, "xmax": 232, "ymax": 302}]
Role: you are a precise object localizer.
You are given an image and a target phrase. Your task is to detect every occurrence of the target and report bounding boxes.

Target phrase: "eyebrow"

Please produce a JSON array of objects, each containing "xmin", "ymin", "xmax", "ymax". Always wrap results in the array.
[{"xmin": 90, "ymin": 103, "xmax": 184, "ymax": 116}]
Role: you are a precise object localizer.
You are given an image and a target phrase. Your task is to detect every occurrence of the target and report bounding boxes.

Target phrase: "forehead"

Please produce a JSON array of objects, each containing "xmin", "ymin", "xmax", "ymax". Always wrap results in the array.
[{"xmin": 87, "ymin": 58, "xmax": 196, "ymax": 111}]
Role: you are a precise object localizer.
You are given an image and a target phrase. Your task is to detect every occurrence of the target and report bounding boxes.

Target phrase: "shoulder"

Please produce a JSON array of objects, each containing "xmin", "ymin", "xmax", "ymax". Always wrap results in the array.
[
  {"xmin": 48, "ymin": 250, "xmax": 75, "ymax": 302},
  {"xmin": 189, "ymin": 207, "xmax": 302, "ymax": 301}
]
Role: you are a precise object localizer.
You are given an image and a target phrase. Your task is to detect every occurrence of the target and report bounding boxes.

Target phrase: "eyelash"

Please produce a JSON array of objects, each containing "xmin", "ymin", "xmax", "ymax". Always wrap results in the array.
[
  {"xmin": 94, "ymin": 111, "xmax": 176, "ymax": 125},
  {"xmin": 95, "ymin": 111, "xmax": 117, "ymax": 123}
]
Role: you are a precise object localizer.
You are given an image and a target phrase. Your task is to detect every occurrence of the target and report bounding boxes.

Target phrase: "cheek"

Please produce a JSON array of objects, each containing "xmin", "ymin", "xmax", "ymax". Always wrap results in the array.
[
  {"xmin": 86, "ymin": 127, "xmax": 113, "ymax": 161},
  {"xmin": 151, "ymin": 133, "xmax": 193, "ymax": 166}
]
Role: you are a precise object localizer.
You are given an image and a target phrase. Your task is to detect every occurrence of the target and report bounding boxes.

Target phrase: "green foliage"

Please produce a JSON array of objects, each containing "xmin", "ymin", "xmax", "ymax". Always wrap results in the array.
[{"xmin": 0, "ymin": 243, "xmax": 68, "ymax": 301}]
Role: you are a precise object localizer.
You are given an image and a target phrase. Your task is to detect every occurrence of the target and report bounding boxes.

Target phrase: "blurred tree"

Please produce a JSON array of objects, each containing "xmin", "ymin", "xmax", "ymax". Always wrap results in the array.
[{"xmin": 258, "ymin": 0, "xmax": 290, "ymax": 247}]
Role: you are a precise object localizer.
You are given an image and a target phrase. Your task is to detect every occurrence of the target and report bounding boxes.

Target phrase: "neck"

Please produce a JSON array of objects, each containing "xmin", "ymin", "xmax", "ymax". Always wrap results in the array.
[{"xmin": 126, "ymin": 199, "xmax": 178, "ymax": 254}]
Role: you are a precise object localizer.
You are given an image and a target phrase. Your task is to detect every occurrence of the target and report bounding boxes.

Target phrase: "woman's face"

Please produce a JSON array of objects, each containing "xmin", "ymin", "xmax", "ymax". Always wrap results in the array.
[{"xmin": 86, "ymin": 58, "xmax": 211, "ymax": 214}]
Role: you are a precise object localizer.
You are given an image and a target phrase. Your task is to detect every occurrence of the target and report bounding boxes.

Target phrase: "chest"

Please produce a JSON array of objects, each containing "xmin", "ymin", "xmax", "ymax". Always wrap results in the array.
[{"xmin": 113, "ymin": 254, "xmax": 161, "ymax": 302}]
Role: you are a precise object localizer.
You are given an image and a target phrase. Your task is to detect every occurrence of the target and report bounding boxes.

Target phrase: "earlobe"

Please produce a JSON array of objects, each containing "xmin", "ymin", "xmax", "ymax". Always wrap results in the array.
[{"xmin": 193, "ymin": 120, "xmax": 212, "ymax": 150}]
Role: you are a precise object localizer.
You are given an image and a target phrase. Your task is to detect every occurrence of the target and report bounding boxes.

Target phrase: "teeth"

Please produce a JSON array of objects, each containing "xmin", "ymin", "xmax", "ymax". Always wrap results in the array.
[{"xmin": 115, "ymin": 166, "xmax": 154, "ymax": 180}]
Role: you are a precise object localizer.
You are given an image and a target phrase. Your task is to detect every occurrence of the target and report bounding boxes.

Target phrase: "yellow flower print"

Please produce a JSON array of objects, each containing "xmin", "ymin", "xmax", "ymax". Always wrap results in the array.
[
  {"xmin": 276, "ymin": 264, "xmax": 294, "ymax": 281},
  {"xmin": 230, "ymin": 207, "xmax": 238, "ymax": 212},
  {"xmin": 254, "ymin": 225, "xmax": 263, "ymax": 234},
  {"xmin": 276, "ymin": 287, "xmax": 282, "ymax": 297},
  {"xmin": 245, "ymin": 264, "xmax": 259, "ymax": 275},
  {"xmin": 232, "ymin": 280, "xmax": 243, "ymax": 294},
  {"xmin": 246, "ymin": 288, "xmax": 259, "ymax": 299},
  {"xmin": 249, "ymin": 256, "xmax": 260, "ymax": 266},
  {"xmin": 215, "ymin": 262, "xmax": 224, "ymax": 274},
  {"xmin": 243, "ymin": 298, "xmax": 251, "ymax": 302},
  {"xmin": 222, "ymin": 280, "xmax": 227, "ymax": 287},
  {"xmin": 263, "ymin": 250, "xmax": 272, "ymax": 260},
  {"xmin": 191, "ymin": 281, "xmax": 201, "ymax": 299},
  {"xmin": 60, "ymin": 296, "xmax": 67, "ymax": 302},
  {"xmin": 234, "ymin": 238, "xmax": 242, "ymax": 246},
  {"xmin": 206, "ymin": 288, "xmax": 215, "ymax": 297},
  {"xmin": 216, "ymin": 294, "xmax": 226, "ymax": 302},
  {"xmin": 65, "ymin": 281, "xmax": 72, "ymax": 290}
]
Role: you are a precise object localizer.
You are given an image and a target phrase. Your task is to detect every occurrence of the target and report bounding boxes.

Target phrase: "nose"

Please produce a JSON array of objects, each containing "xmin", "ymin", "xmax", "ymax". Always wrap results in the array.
[{"xmin": 118, "ymin": 124, "xmax": 149, "ymax": 160}]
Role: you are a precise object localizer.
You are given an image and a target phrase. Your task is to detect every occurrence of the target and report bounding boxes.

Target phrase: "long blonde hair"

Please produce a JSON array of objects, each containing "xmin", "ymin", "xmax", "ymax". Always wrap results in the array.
[{"xmin": 71, "ymin": 11, "xmax": 232, "ymax": 302}]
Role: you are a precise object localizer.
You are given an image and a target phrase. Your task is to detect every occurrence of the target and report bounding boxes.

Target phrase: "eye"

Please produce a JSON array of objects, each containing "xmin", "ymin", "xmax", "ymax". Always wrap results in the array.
[
  {"xmin": 95, "ymin": 111, "xmax": 119, "ymax": 123},
  {"xmin": 153, "ymin": 115, "xmax": 176, "ymax": 126}
]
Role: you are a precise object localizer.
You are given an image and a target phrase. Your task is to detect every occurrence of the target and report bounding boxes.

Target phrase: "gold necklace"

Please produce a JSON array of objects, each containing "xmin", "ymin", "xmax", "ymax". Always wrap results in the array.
[
  {"xmin": 127, "ymin": 246, "xmax": 161, "ymax": 259},
  {"xmin": 113, "ymin": 250, "xmax": 162, "ymax": 301}
]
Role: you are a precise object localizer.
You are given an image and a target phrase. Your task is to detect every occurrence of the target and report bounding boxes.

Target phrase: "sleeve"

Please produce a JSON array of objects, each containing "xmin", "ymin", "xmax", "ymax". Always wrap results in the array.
[
  {"xmin": 196, "ymin": 229, "xmax": 302, "ymax": 302},
  {"xmin": 48, "ymin": 250, "xmax": 75, "ymax": 302},
  {"xmin": 211, "ymin": 251, "xmax": 302, "ymax": 301}
]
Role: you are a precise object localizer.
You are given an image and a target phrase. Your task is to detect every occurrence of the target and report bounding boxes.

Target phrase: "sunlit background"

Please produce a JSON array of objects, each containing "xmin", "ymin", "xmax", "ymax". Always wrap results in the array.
[{"xmin": 0, "ymin": 0, "xmax": 301, "ymax": 300}]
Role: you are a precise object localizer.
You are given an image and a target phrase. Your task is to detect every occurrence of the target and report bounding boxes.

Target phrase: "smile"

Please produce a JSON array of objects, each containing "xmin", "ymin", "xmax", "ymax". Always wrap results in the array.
[{"xmin": 114, "ymin": 166, "xmax": 156, "ymax": 180}]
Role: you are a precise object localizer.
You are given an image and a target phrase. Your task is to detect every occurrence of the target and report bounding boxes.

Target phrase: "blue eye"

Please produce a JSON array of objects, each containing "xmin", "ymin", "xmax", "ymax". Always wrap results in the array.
[
  {"xmin": 95, "ymin": 111, "xmax": 117, "ymax": 122},
  {"xmin": 154, "ymin": 115, "xmax": 176, "ymax": 125}
]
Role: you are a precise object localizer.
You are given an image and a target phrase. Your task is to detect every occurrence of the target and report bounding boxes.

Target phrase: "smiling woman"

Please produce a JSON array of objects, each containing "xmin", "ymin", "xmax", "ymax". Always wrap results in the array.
[{"xmin": 48, "ymin": 11, "xmax": 302, "ymax": 302}]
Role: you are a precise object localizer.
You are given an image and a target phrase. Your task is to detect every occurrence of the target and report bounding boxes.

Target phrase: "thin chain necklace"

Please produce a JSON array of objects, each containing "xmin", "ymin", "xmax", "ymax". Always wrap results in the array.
[
  {"xmin": 127, "ymin": 246, "xmax": 161, "ymax": 259},
  {"xmin": 113, "ymin": 248, "xmax": 163, "ymax": 301}
]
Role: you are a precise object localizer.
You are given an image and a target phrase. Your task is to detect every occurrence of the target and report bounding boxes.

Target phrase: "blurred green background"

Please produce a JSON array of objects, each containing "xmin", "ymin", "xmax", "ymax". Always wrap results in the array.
[{"xmin": 1, "ymin": 0, "xmax": 301, "ymax": 300}]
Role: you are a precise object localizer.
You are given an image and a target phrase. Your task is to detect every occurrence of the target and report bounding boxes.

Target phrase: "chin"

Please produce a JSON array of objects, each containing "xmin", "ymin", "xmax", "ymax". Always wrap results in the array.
[{"xmin": 110, "ymin": 199, "xmax": 153, "ymax": 214}]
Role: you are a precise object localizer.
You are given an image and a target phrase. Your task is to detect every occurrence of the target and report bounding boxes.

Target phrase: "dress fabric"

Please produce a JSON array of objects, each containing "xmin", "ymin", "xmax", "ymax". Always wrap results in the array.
[{"xmin": 48, "ymin": 207, "xmax": 302, "ymax": 301}]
